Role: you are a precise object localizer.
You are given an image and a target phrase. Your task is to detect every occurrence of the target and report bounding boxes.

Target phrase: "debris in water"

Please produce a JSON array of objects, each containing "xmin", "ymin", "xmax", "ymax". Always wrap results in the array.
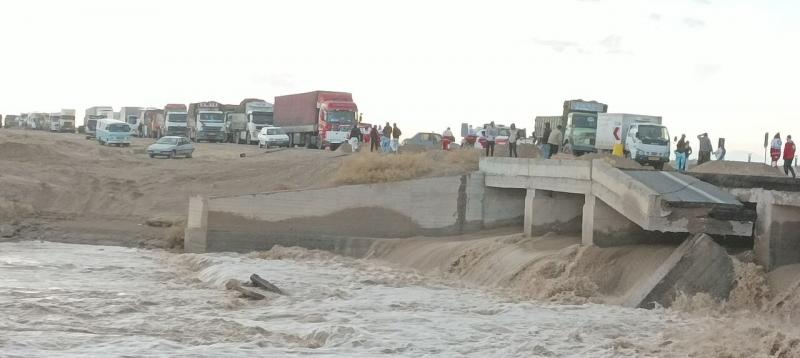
[
  {"xmin": 250, "ymin": 273, "xmax": 285, "ymax": 295},
  {"xmin": 225, "ymin": 279, "xmax": 265, "ymax": 300}
]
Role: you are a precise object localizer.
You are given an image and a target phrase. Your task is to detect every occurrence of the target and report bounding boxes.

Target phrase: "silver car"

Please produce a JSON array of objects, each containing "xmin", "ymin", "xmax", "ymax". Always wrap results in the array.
[{"xmin": 147, "ymin": 136, "xmax": 194, "ymax": 159}]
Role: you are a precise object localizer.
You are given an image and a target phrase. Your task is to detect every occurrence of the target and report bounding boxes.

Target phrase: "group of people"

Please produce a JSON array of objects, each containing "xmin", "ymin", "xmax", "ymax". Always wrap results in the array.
[
  {"xmin": 770, "ymin": 133, "xmax": 796, "ymax": 178},
  {"xmin": 465, "ymin": 122, "xmax": 524, "ymax": 157},
  {"xmin": 539, "ymin": 122, "xmax": 563, "ymax": 159},
  {"xmin": 348, "ymin": 122, "xmax": 402, "ymax": 153},
  {"xmin": 674, "ymin": 133, "xmax": 726, "ymax": 172}
]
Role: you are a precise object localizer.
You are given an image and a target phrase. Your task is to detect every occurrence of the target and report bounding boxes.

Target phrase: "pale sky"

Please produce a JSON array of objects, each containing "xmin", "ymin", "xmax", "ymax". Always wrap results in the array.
[{"xmin": 2, "ymin": 0, "xmax": 798, "ymax": 161}]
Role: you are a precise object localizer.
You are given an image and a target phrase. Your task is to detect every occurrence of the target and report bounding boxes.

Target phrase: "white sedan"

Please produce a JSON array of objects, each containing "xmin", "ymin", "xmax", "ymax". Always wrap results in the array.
[{"xmin": 257, "ymin": 127, "xmax": 290, "ymax": 148}]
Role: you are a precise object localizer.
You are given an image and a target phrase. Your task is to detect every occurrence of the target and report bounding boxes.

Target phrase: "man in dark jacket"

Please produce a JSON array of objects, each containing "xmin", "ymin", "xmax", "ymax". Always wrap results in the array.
[
  {"xmin": 369, "ymin": 125, "xmax": 380, "ymax": 152},
  {"xmin": 349, "ymin": 125, "xmax": 362, "ymax": 151},
  {"xmin": 391, "ymin": 123, "xmax": 402, "ymax": 153},
  {"xmin": 381, "ymin": 122, "xmax": 392, "ymax": 153},
  {"xmin": 541, "ymin": 123, "xmax": 552, "ymax": 158},
  {"xmin": 697, "ymin": 133, "xmax": 713, "ymax": 165}
]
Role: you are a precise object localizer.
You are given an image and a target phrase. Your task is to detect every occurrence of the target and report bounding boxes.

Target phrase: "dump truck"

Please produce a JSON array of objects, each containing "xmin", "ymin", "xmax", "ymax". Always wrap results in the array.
[
  {"xmin": 595, "ymin": 113, "xmax": 670, "ymax": 169},
  {"xmin": 187, "ymin": 101, "xmax": 226, "ymax": 142},
  {"xmin": 163, "ymin": 104, "xmax": 188, "ymax": 137},
  {"xmin": 560, "ymin": 99, "xmax": 608, "ymax": 156},
  {"xmin": 274, "ymin": 91, "xmax": 358, "ymax": 150}
]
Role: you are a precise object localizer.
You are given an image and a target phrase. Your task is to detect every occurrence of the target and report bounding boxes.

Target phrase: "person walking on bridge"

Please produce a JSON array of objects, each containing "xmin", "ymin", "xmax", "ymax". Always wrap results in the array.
[
  {"xmin": 486, "ymin": 122, "xmax": 498, "ymax": 157},
  {"xmin": 547, "ymin": 125, "xmax": 563, "ymax": 159},
  {"xmin": 784, "ymin": 135, "xmax": 797, "ymax": 178},
  {"xmin": 541, "ymin": 122, "xmax": 552, "ymax": 158},
  {"xmin": 508, "ymin": 123, "xmax": 519, "ymax": 158},
  {"xmin": 771, "ymin": 133, "xmax": 783, "ymax": 167},
  {"xmin": 675, "ymin": 134, "xmax": 687, "ymax": 172}
]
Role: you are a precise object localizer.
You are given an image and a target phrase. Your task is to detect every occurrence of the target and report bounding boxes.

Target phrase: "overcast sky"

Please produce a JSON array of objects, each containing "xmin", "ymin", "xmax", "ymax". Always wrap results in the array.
[{"xmin": 1, "ymin": 0, "xmax": 797, "ymax": 160}]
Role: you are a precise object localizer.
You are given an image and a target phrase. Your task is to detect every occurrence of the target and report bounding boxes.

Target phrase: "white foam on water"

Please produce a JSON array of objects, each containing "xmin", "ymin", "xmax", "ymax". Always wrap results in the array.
[{"xmin": 0, "ymin": 241, "xmax": 713, "ymax": 357}]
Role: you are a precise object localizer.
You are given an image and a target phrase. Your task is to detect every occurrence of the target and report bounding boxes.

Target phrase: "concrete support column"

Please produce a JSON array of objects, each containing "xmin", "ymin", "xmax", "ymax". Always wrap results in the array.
[
  {"xmin": 755, "ymin": 200, "xmax": 800, "ymax": 270},
  {"xmin": 184, "ymin": 195, "xmax": 209, "ymax": 253},
  {"xmin": 524, "ymin": 189, "xmax": 583, "ymax": 237},
  {"xmin": 582, "ymin": 194, "xmax": 596, "ymax": 246},
  {"xmin": 582, "ymin": 194, "xmax": 677, "ymax": 247}
]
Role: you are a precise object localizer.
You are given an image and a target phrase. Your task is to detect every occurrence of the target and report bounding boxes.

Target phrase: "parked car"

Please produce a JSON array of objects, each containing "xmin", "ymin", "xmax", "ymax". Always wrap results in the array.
[
  {"xmin": 402, "ymin": 132, "xmax": 442, "ymax": 149},
  {"xmin": 257, "ymin": 126, "xmax": 290, "ymax": 148},
  {"xmin": 147, "ymin": 136, "xmax": 194, "ymax": 159}
]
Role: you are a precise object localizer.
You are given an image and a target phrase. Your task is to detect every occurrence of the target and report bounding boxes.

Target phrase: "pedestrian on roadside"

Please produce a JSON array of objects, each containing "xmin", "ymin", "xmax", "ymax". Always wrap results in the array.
[
  {"xmin": 391, "ymin": 123, "xmax": 401, "ymax": 153},
  {"xmin": 486, "ymin": 121, "xmax": 498, "ymax": 157},
  {"xmin": 349, "ymin": 125, "xmax": 362, "ymax": 152},
  {"xmin": 714, "ymin": 139, "xmax": 726, "ymax": 161},
  {"xmin": 697, "ymin": 133, "xmax": 713, "ymax": 165},
  {"xmin": 442, "ymin": 127, "xmax": 455, "ymax": 150},
  {"xmin": 675, "ymin": 134, "xmax": 687, "ymax": 172},
  {"xmin": 547, "ymin": 125, "xmax": 563, "ymax": 158},
  {"xmin": 770, "ymin": 133, "xmax": 783, "ymax": 167},
  {"xmin": 541, "ymin": 122, "xmax": 552, "ymax": 158},
  {"xmin": 381, "ymin": 122, "xmax": 392, "ymax": 153},
  {"xmin": 369, "ymin": 125, "xmax": 380, "ymax": 152},
  {"xmin": 784, "ymin": 135, "xmax": 796, "ymax": 178},
  {"xmin": 508, "ymin": 123, "xmax": 519, "ymax": 158}
]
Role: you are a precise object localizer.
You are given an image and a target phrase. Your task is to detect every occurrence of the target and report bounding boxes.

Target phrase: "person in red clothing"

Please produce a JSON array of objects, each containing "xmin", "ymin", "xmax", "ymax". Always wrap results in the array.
[{"xmin": 784, "ymin": 135, "xmax": 796, "ymax": 178}]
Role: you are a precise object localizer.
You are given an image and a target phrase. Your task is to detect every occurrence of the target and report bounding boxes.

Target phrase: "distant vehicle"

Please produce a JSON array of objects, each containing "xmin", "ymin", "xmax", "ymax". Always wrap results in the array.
[
  {"xmin": 84, "ymin": 106, "xmax": 114, "ymax": 139},
  {"xmin": 96, "ymin": 118, "xmax": 132, "ymax": 147},
  {"xmin": 187, "ymin": 101, "xmax": 226, "ymax": 142},
  {"xmin": 561, "ymin": 99, "xmax": 608, "ymax": 156},
  {"xmin": 403, "ymin": 132, "xmax": 442, "ymax": 149},
  {"xmin": 49, "ymin": 109, "xmax": 76, "ymax": 133},
  {"xmin": 4, "ymin": 115, "xmax": 19, "ymax": 128},
  {"xmin": 595, "ymin": 113, "xmax": 670, "ymax": 170},
  {"xmin": 49, "ymin": 112, "xmax": 61, "ymax": 132},
  {"xmin": 241, "ymin": 99, "xmax": 274, "ymax": 144},
  {"xmin": 257, "ymin": 126, "xmax": 290, "ymax": 148},
  {"xmin": 146, "ymin": 136, "xmax": 194, "ymax": 159},
  {"xmin": 493, "ymin": 125, "xmax": 527, "ymax": 145},
  {"xmin": 533, "ymin": 116, "xmax": 561, "ymax": 144},
  {"xmin": 274, "ymin": 91, "xmax": 358, "ymax": 150},
  {"xmin": 119, "ymin": 106, "xmax": 143, "ymax": 136},
  {"xmin": 27, "ymin": 112, "xmax": 48, "ymax": 130},
  {"xmin": 163, "ymin": 104, "xmax": 188, "ymax": 137},
  {"xmin": 141, "ymin": 108, "xmax": 165, "ymax": 138}
]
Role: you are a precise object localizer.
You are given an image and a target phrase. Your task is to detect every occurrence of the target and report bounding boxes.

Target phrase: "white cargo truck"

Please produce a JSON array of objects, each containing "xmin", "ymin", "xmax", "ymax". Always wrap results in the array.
[
  {"xmin": 84, "ymin": 106, "xmax": 114, "ymax": 139},
  {"xmin": 595, "ymin": 113, "xmax": 670, "ymax": 170}
]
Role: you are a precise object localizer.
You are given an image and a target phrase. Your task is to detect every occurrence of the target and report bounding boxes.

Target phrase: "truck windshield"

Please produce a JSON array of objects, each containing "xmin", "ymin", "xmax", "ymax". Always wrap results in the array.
[
  {"xmin": 327, "ymin": 111, "xmax": 355, "ymax": 124},
  {"xmin": 87, "ymin": 120, "xmax": 97, "ymax": 131},
  {"xmin": 168, "ymin": 114, "xmax": 187, "ymax": 123},
  {"xmin": 252, "ymin": 112, "xmax": 273, "ymax": 125},
  {"xmin": 571, "ymin": 114, "xmax": 597, "ymax": 128},
  {"xmin": 108, "ymin": 123, "xmax": 130, "ymax": 133},
  {"xmin": 570, "ymin": 128, "xmax": 596, "ymax": 147},
  {"xmin": 199, "ymin": 113, "xmax": 224, "ymax": 122},
  {"xmin": 637, "ymin": 125, "xmax": 669, "ymax": 145}
]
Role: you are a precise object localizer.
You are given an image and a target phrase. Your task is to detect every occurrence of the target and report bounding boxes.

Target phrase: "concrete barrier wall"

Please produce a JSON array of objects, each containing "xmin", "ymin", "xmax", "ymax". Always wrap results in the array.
[{"xmin": 189, "ymin": 173, "xmax": 525, "ymax": 253}]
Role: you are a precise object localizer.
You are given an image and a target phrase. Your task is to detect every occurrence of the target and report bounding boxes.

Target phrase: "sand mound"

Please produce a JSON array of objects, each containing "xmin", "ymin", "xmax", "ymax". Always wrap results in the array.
[
  {"xmin": 690, "ymin": 160, "xmax": 786, "ymax": 177},
  {"xmin": 0, "ymin": 141, "xmax": 69, "ymax": 162},
  {"xmin": 332, "ymin": 149, "xmax": 479, "ymax": 185}
]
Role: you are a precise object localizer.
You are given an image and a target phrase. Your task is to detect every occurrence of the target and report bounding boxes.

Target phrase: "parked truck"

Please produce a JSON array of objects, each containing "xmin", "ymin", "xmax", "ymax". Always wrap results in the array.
[
  {"xmin": 595, "ymin": 113, "xmax": 670, "ymax": 169},
  {"xmin": 27, "ymin": 112, "xmax": 48, "ymax": 130},
  {"xmin": 49, "ymin": 112, "xmax": 61, "ymax": 132},
  {"xmin": 533, "ymin": 116, "xmax": 561, "ymax": 144},
  {"xmin": 4, "ymin": 115, "xmax": 19, "ymax": 128},
  {"xmin": 84, "ymin": 106, "xmax": 114, "ymax": 139},
  {"xmin": 187, "ymin": 101, "xmax": 226, "ymax": 142},
  {"xmin": 118, "ymin": 106, "xmax": 143, "ymax": 136},
  {"xmin": 560, "ymin": 99, "xmax": 608, "ymax": 156},
  {"xmin": 141, "ymin": 108, "xmax": 165, "ymax": 138},
  {"xmin": 239, "ymin": 99, "xmax": 273, "ymax": 144},
  {"xmin": 274, "ymin": 91, "xmax": 358, "ymax": 149},
  {"xmin": 56, "ymin": 109, "xmax": 76, "ymax": 133},
  {"xmin": 163, "ymin": 104, "xmax": 188, "ymax": 137}
]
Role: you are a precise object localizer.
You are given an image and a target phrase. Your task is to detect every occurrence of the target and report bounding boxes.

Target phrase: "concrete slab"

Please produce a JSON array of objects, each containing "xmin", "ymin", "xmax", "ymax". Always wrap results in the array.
[
  {"xmin": 621, "ymin": 234, "xmax": 735, "ymax": 309},
  {"xmin": 624, "ymin": 170, "xmax": 742, "ymax": 207}
]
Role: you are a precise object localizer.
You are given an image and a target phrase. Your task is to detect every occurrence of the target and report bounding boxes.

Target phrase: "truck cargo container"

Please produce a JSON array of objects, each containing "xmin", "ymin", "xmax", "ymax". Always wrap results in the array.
[
  {"xmin": 561, "ymin": 99, "xmax": 608, "ymax": 156},
  {"xmin": 533, "ymin": 116, "xmax": 561, "ymax": 144},
  {"xmin": 141, "ymin": 108, "xmax": 165, "ymax": 138},
  {"xmin": 51, "ymin": 109, "xmax": 76, "ymax": 133},
  {"xmin": 84, "ymin": 106, "xmax": 114, "ymax": 139},
  {"xmin": 595, "ymin": 113, "xmax": 670, "ymax": 169},
  {"xmin": 187, "ymin": 101, "xmax": 226, "ymax": 142},
  {"xmin": 163, "ymin": 104, "xmax": 188, "ymax": 137},
  {"xmin": 274, "ymin": 91, "xmax": 358, "ymax": 150}
]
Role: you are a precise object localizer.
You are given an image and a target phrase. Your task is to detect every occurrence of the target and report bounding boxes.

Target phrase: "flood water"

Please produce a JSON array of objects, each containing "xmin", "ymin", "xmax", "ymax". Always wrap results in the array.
[{"xmin": 0, "ymin": 241, "xmax": 690, "ymax": 357}]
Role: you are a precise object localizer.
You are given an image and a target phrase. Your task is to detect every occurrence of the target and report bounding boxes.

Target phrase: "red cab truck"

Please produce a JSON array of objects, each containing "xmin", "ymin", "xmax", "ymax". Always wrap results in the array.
[{"xmin": 274, "ymin": 91, "xmax": 358, "ymax": 150}]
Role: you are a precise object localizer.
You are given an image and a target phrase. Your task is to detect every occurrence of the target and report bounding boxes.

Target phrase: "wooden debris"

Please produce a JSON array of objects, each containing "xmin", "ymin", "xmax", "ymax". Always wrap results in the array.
[
  {"xmin": 225, "ymin": 279, "xmax": 265, "ymax": 300},
  {"xmin": 250, "ymin": 274, "xmax": 285, "ymax": 295}
]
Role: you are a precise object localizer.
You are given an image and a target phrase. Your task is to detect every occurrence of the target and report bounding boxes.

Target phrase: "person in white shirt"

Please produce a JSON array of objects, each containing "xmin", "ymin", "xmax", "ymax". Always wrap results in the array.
[{"xmin": 508, "ymin": 123, "xmax": 519, "ymax": 157}]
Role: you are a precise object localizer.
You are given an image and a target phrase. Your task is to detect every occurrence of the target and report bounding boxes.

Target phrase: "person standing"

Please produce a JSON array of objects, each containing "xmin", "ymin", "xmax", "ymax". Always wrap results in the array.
[
  {"xmin": 485, "ymin": 122, "xmax": 498, "ymax": 156},
  {"xmin": 442, "ymin": 127, "xmax": 454, "ymax": 150},
  {"xmin": 697, "ymin": 133, "xmax": 713, "ymax": 165},
  {"xmin": 675, "ymin": 134, "xmax": 687, "ymax": 172},
  {"xmin": 770, "ymin": 133, "xmax": 783, "ymax": 167},
  {"xmin": 348, "ymin": 125, "xmax": 362, "ymax": 151},
  {"xmin": 508, "ymin": 123, "xmax": 519, "ymax": 158},
  {"xmin": 391, "ymin": 123, "xmax": 401, "ymax": 153},
  {"xmin": 381, "ymin": 122, "xmax": 392, "ymax": 153},
  {"xmin": 714, "ymin": 138, "xmax": 726, "ymax": 161},
  {"xmin": 547, "ymin": 125, "xmax": 563, "ymax": 158},
  {"xmin": 784, "ymin": 135, "xmax": 797, "ymax": 178},
  {"xmin": 541, "ymin": 122, "xmax": 552, "ymax": 159},
  {"xmin": 369, "ymin": 125, "xmax": 380, "ymax": 152}
]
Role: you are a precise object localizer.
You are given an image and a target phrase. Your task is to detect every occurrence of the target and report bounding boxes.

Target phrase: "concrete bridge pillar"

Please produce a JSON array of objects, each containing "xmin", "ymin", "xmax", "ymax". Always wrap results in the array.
[
  {"xmin": 524, "ymin": 189, "xmax": 583, "ymax": 237},
  {"xmin": 582, "ymin": 193, "xmax": 672, "ymax": 247},
  {"xmin": 755, "ymin": 193, "xmax": 800, "ymax": 270}
]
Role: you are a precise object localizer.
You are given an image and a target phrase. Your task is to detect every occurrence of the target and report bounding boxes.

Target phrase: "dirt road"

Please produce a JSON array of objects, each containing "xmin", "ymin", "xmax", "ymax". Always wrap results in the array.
[{"xmin": 0, "ymin": 129, "xmax": 477, "ymax": 248}]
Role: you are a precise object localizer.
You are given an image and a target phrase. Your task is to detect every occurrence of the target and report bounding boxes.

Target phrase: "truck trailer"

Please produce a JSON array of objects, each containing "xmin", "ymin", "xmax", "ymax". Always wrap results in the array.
[
  {"xmin": 84, "ymin": 106, "xmax": 114, "ymax": 139},
  {"xmin": 141, "ymin": 108, "xmax": 165, "ymax": 138},
  {"xmin": 274, "ymin": 91, "xmax": 358, "ymax": 150},
  {"xmin": 187, "ymin": 101, "xmax": 226, "ymax": 142},
  {"xmin": 595, "ymin": 113, "xmax": 670, "ymax": 169}
]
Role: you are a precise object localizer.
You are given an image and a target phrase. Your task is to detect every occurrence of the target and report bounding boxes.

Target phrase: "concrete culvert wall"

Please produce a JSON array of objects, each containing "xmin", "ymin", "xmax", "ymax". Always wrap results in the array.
[{"xmin": 187, "ymin": 173, "xmax": 525, "ymax": 253}]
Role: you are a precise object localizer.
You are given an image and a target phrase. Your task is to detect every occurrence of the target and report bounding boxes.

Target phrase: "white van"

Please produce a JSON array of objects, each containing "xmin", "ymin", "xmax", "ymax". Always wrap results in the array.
[{"xmin": 96, "ymin": 118, "xmax": 132, "ymax": 147}]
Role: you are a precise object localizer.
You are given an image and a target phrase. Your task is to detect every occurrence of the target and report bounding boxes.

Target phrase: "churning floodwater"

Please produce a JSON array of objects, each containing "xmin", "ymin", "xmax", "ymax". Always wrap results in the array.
[{"xmin": 0, "ymin": 241, "xmax": 694, "ymax": 357}]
